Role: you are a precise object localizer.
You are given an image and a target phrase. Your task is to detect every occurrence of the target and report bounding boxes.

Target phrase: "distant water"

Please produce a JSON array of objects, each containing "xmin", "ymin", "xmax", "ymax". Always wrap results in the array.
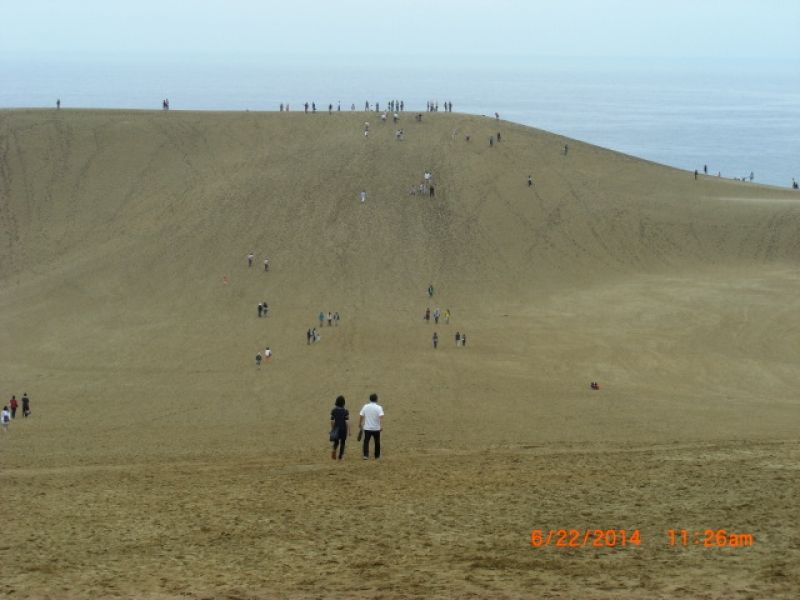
[{"xmin": 2, "ymin": 57, "xmax": 798, "ymax": 187}]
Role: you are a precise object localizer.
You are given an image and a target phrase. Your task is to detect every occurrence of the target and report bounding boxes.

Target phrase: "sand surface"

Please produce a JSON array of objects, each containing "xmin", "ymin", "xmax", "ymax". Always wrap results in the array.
[{"xmin": 1, "ymin": 109, "xmax": 799, "ymax": 598}]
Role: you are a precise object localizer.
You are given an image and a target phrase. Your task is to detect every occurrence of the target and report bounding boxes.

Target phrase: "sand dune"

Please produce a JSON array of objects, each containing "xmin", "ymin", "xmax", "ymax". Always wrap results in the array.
[{"xmin": 1, "ymin": 109, "xmax": 799, "ymax": 599}]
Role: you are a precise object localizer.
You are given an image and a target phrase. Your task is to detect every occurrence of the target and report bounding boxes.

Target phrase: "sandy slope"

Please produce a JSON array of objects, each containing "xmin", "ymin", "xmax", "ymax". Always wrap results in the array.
[{"xmin": 1, "ymin": 109, "xmax": 799, "ymax": 599}]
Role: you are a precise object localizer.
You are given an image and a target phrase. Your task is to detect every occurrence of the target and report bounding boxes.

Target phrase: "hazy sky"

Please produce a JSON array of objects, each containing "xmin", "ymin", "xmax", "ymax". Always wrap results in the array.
[{"xmin": 2, "ymin": 0, "xmax": 799, "ymax": 63}]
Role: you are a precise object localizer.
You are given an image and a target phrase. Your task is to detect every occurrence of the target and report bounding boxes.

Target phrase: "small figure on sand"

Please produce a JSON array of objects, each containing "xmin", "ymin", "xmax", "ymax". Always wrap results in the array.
[
  {"xmin": 264, "ymin": 347, "xmax": 273, "ymax": 363},
  {"xmin": 22, "ymin": 393, "xmax": 31, "ymax": 417},
  {"xmin": 495, "ymin": 112, "xmax": 500, "ymax": 120},
  {"xmin": 489, "ymin": 136, "xmax": 494, "ymax": 147},
  {"xmin": 264, "ymin": 257, "xmax": 270, "ymax": 272},
  {"xmin": 432, "ymin": 332, "xmax": 439, "ymax": 349},
  {"xmin": 455, "ymin": 331, "xmax": 461, "ymax": 347},
  {"xmin": 360, "ymin": 190, "xmax": 367, "ymax": 204},
  {"xmin": 319, "ymin": 311, "xmax": 325, "ymax": 327},
  {"xmin": 427, "ymin": 284, "xmax": 434, "ymax": 298},
  {"xmin": 256, "ymin": 353, "xmax": 262, "ymax": 367},
  {"xmin": 444, "ymin": 309, "xmax": 450, "ymax": 324},
  {"xmin": 247, "ymin": 252, "xmax": 254, "ymax": 267},
  {"xmin": 528, "ymin": 175, "xmax": 533, "ymax": 187},
  {"xmin": 424, "ymin": 307, "xmax": 431, "ymax": 322},
  {"xmin": 590, "ymin": 381, "xmax": 600, "ymax": 390},
  {"xmin": 564, "ymin": 144, "xmax": 569, "ymax": 156},
  {"xmin": 694, "ymin": 169, "xmax": 698, "ymax": 180},
  {"xmin": 56, "ymin": 99, "xmax": 61, "ymax": 109},
  {"xmin": 461, "ymin": 333, "xmax": 467, "ymax": 347}
]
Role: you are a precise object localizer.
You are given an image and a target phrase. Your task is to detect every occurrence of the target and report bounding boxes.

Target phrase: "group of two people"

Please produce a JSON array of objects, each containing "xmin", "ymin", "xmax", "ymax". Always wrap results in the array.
[{"xmin": 330, "ymin": 393, "xmax": 384, "ymax": 460}]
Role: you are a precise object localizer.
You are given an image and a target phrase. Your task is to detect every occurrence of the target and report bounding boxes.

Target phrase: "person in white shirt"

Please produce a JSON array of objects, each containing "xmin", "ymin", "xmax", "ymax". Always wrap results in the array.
[
  {"xmin": 359, "ymin": 393, "xmax": 384, "ymax": 460},
  {"xmin": 1, "ymin": 407, "xmax": 10, "ymax": 432}
]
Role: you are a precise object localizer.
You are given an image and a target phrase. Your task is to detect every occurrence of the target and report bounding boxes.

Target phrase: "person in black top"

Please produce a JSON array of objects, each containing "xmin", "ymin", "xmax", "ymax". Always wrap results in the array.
[
  {"xmin": 330, "ymin": 395, "xmax": 350, "ymax": 460},
  {"xmin": 21, "ymin": 393, "xmax": 30, "ymax": 417}
]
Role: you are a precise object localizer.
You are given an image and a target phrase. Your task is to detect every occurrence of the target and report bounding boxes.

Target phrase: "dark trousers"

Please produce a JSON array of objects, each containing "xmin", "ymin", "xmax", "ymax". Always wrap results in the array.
[
  {"xmin": 363, "ymin": 430, "xmax": 381, "ymax": 458},
  {"xmin": 332, "ymin": 437, "xmax": 347, "ymax": 459}
]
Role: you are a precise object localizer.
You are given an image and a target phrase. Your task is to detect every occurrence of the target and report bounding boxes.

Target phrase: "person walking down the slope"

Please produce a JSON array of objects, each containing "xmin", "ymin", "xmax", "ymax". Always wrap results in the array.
[
  {"xmin": 428, "ymin": 284, "xmax": 434, "ymax": 298},
  {"xmin": 433, "ymin": 308, "xmax": 441, "ymax": 324},
  {"xmin": 424, "ymin": 307, "xmax": 431, "ymax": 322},
  {"xmin": 444, "ymin": 309, "xmax": 450, "ymax": 324},
  {"xmin": 455, "ymin": 331, "xmax": 461, "ymax": 347},
  {"xmin": 319, "ymin": 311, "xmax": 325, "ymax": 328},
  {"xmin": 264, "ymin": 257, "xmax": 270, "ymax": 272},
  {"xmin": 360, "ymin": 190, "xmax": 367, "ymax": 204},
  {"xmin": 330, "ymin": 395, "xmax": 350, "ymax": 460},
  {"xmin": 248, "ymin": 252, "xmax": 254, "ymax": 267},
  {"xmin": 9, "ymin": 395, "xmax": 18, "ymax": 419},
  {"xmin": 1, "ymin": 406, "xmax": 10, "ymax": 433},
  {"xmin": 359, "ymin": 393, "xmax": 384, "ymax": 460},
  {"xmin": 432, "ymin": 332, "xmax": 439, "ymax": 349},
  {"xmin": 21, "ymin": 393, "xmax": 30, "ymax": 417},
  {"xmin": 327, "ymin": 312, "xmax": 333, "ymax": 327},
  {"xmin": 255, "ymin": 353, "xmax": 262, "ymax": 368}
]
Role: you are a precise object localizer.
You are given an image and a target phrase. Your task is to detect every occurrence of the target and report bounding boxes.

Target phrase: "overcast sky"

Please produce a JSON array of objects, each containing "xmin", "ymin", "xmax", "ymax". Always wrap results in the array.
[{"xmin": 2, "ymin": 0, "xmax": 798, "ymax": 64}]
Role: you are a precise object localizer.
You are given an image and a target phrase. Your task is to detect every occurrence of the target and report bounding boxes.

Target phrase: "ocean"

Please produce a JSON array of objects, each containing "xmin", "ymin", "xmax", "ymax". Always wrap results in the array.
[{"xmin": 2, "ymin": 57, "xmax": 798, "ymax": 187}]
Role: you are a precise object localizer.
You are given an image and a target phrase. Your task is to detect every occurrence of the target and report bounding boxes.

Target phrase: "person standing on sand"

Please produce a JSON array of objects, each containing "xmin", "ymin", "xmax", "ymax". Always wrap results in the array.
[
  {"xmin": 264, "ymin": 257, "xmax": 270, "ymax": 272},
  {"xmin": 255, "ymin": 353, "xmax": 262, "ymax": 368},
  {"xmin": 21, "ymin": 393, "xmax": 30, "ymax": 417},
  {"xmin": 444, "ymin": 309, "xmax": 450, "ymax": 324},
  {"xmin": 248, "ymin": 252, "xmax": 254, "ymax": 267},
  {"xmin": 428, "ymin": 284, "xmax": 434, "ymax": 298},
  {"xmin": 424, "ymin": 307, "xmax": 431, "ymax": 322},
  {"xmin": 528, "ymin": 175, "xmax": 533, "ymax": 187},
  {"xmin": 360, "ymin": 190, "xmax": 367, "ymax": 204},
  {"xmin": 307, "ymin": 328, "xmax": 313, "ymax": 345},
  {"xmin": 432, "ymin": 332, "xmax": 439, "ymax": 349},
  {"xmin": 564, "ymin": 144, "xmax": 569, "ymax": 156},
  {"xmin": 704, "ymin": 164, "xmax": 708, "ymax": 175},
  {"xmin": 455, "ymin": 331, "xmax": 461, "ymax": 347},
  {"xmin": 694, "ymin": 169, "xmax": 698, "ymax": 180},
  {"xmin": 330, "ymin": 395, "xmax": 350, "ymax": 460},
  {"xmin": 9, "ymin": 395, "xmax": 18, "ymax": 419},
  {"xmin": 56, "ymin": 99, "xmax": 61, "ymax": 109},
  {"xmin": 319, "ymin": 311, "xmax": 325, "ymax": 328},
  {"xmin": 1, "ymin": 407, "xmax": 10, "ymax": 433},
  {"xmin": 328, "ymin": 312, "xmax": 333, "ymax": 326},
  {"xmin": 359, "ymin": 393, "xmax": 384, "ymax": 460},
  {"xmin": 258, "ymin": 303, "xmax": 263, "ymax": 318},
  {"xmin": 462, "ymin": 333, "xmax": 467, "ymax": 347}
]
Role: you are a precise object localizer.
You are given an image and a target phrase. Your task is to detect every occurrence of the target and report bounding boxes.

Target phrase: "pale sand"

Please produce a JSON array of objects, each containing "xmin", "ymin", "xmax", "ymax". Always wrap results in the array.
[{"xmin": 0, "ymin": 109, "xmax": 798, "ymax": 599}]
